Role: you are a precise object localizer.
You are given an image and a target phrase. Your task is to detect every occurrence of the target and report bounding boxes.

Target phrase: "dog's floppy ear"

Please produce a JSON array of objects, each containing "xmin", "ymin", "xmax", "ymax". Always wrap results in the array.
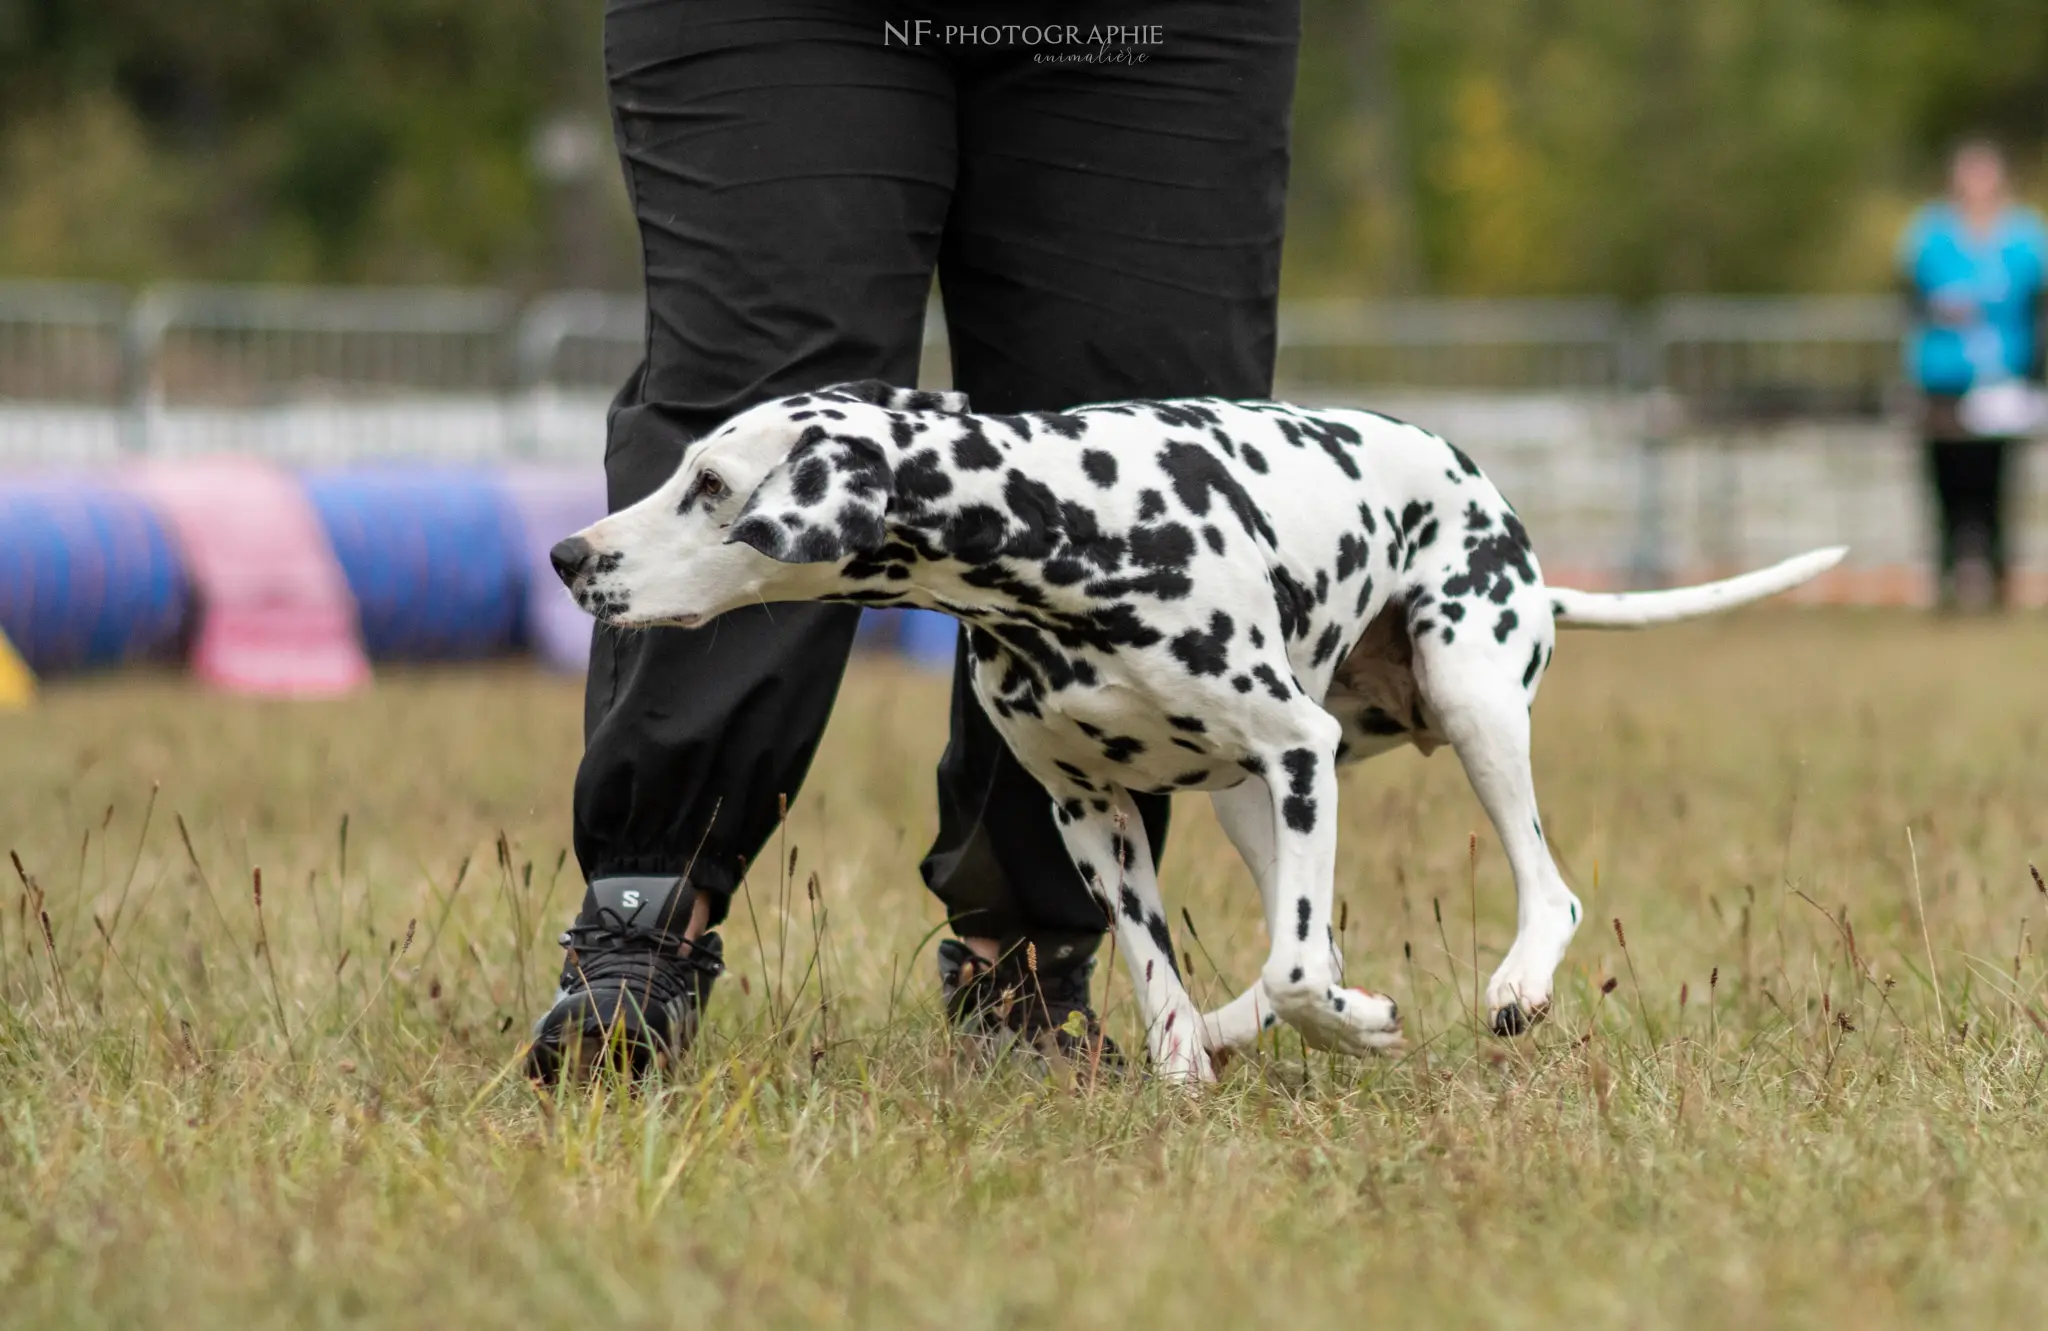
[
  {"xmin": 727, "ymin": 426, "xmax": 896, "ymax": 564},
  {"xmin": 822, "ymin": 379, "xmax": 971, "ymax": 415}
]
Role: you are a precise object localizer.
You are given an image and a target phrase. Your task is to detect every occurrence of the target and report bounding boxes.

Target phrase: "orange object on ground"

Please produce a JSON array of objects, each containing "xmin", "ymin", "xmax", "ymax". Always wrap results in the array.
[{"xmin": 0, "ymin": 628, "xmax": 32, "ymax": 707}]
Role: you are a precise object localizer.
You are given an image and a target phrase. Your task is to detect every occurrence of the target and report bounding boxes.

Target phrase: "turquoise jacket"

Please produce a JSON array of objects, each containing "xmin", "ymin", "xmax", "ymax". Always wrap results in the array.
[{"xmin": 1898, "ymin": 203, "xmax": 2048, "ymax": 394}]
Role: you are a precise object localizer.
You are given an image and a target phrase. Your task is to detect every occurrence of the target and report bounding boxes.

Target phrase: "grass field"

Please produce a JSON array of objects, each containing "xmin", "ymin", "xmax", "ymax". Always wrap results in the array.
[{"xmin": 4, "ymin": 611, "xmax": 2048, "ymax": 1329}]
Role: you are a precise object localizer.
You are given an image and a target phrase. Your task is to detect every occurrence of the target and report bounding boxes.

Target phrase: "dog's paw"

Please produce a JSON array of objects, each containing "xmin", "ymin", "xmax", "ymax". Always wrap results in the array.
[
  {"xmin": 1148, "ymin": 1006, "xmax": 1218, "ymax": 1085},
  {"xmin": 1484, "ymin": 968, "xmax": 1554, "ymax": 1036},
  {"xmin": 1485, "ymin": 968, "xmax": 1561, "ymax": 1038},
  {"xmin": 1484, "ymin": 908, "xmax": 1577, "ymax": 1037},
  {"xmin": 1150, "ymin": 1041, "xmax": 1217, "ymax": 1086},
  {"xmin": 1488, "ymin": 999, "xmax": 1549, "ymax": 1038},
  {"xmin": 1285, "ymin": 986, "xmax": 1404, "ymax": 1057}
]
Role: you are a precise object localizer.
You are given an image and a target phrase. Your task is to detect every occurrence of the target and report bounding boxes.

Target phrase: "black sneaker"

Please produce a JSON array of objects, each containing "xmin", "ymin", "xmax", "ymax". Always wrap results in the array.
[
  {"xmin": 525, "ymin": 876, "xmax": 724, "ymax": 1083},
  {"xmin": 937, "ymin": 938, "xmax": 1122, "ymax": 1071}
]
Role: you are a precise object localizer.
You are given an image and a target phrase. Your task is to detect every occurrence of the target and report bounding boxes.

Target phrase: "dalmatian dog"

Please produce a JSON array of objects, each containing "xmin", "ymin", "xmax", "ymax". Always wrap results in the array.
[{"xmin": 550, "ymin": 380, "xmax": 1844, "ymax": 1083}]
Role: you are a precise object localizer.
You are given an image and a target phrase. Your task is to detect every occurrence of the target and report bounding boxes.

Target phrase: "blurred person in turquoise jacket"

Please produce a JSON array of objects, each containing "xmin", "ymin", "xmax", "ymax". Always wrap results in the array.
[{"xmin": 1898, "ymin": 140, "xmax": 2047, "ymax": 610}]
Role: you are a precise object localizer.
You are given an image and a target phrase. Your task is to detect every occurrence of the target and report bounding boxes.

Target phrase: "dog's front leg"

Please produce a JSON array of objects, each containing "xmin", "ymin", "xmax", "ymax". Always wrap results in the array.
[
  {"xmin": 1242, "ymin": 713, "xmax": 1402, "ymax": 1056},
  {"xmin": 1051, "ymin": 793, "xmax": 1213, "ymax": 1084}
]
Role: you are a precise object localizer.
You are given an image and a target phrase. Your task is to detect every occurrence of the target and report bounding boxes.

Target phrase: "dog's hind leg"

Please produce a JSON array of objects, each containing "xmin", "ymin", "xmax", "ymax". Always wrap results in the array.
[
  {"xmin": 1196, "ymin": 781, "xmax": 1281, "ymax": 1054},
  {"xmin": 1051, "ymin": 792, "xmax": 1213, "ymax": 1083},
  {"xmin": 1412, "ymin": 619, "xmax": 1583, "ymax": 1036},
  {"xmin": 1220, "ymin": 710, "xmax": 1402, "ymax": 1056},
  {"xmin": 1197, "ymin": 982, "xmax": 1273, "ymax": 1054},
  {"xmin": 1198, "ymin": 779, "xmax": 1326, "ymax": 1054}
]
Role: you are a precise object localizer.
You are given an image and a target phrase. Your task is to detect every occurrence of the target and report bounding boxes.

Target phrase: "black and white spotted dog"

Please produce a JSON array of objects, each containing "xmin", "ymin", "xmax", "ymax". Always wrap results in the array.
[{"xmin": 550, "ymin": 380, "xmax": 1843, "ymax": 1082}]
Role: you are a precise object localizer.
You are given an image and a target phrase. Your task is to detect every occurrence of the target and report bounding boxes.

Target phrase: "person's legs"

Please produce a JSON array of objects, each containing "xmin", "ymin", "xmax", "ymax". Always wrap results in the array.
[
  {"xmin": 1926, "ymin": 438, "xmax": 2009, "ymax": 611},
  {"xmin": 1926, "ymin": 438, "xmax": 1962, "ymax": 606},
  {"xmin": 921, "ymin": 3, "xmax": 1302, "ymax": 977},
  {"xmin": 533, "ymin": 0, "xmax": 955, "ymax": 1077},
  {"xmin": 1925, "ymin": 438, "xmax": 1974, "ymax": 610},
  {"xmin": 1977, "ymin": 438, "xmax": 2015, "ymax": 604}
]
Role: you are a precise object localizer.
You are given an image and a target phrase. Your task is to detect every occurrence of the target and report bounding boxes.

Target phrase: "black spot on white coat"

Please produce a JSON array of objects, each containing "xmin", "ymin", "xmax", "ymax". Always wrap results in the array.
[{"xmin": 1281, "ymin": 749, "xmax": 1319, "ymax": 833}]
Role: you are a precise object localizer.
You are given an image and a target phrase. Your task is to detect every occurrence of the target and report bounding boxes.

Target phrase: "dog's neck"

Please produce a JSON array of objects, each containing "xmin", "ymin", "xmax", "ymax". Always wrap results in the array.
[{"xmin": 862, "ymin": 412, "xmax": 1073, "ymax": 625}]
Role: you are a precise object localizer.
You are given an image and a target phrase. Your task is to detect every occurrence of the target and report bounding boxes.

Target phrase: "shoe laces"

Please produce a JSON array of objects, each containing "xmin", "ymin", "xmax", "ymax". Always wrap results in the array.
[{"xmin": 559, "ymin": 907, "xmax": 723, "ymax": 1010}]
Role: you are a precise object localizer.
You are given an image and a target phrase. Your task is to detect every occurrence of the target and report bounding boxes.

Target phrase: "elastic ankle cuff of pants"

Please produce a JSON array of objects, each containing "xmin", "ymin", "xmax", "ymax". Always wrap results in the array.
[
  {"xmin": 988, "ymin": 930, "xmax": 1103, "ymax": 973},
  {"xmin": 583, "ymin": 871, "xmax": 731, "ymax": 934},
  {"xmin": 941, "ymin": 906, "xmax": 1104, "ymax": 972}
]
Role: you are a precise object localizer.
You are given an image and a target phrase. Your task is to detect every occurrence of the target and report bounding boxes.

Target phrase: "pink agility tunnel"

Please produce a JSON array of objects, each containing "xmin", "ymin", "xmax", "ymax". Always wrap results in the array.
[
  {"xmin": 120, "ymin": 458, "xmax": 371, "ymax": 696},
  {"xmin": 1, "ymin": 458, "xmax": 946, "ymax": 685}
]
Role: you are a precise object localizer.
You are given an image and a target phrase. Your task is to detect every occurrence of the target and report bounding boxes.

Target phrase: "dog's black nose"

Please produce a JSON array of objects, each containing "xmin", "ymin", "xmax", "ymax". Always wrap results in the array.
[{"xmin": 550, "ymin": 536, "xmax": 597, "ymax": 587}]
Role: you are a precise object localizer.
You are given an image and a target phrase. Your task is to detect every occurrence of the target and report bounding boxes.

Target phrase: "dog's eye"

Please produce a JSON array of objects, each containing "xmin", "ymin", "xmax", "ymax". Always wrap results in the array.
[{"xmin": 699, "ymin": 472, "xmax": 727, "ymax": 501}]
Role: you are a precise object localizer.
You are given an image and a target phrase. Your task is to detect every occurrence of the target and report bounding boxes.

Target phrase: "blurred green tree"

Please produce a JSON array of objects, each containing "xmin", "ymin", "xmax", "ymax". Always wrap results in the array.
[
  {"xmin": 1288, "ymin": 0, "xmax": 2044, "ymax": 296},
  {"xmin": 0, "ymin": 0, "xmax": 630, "ymax": 285},
  {"xmin": 0, "ymin": 0, "xmax": 2040, "ymax": 293}
]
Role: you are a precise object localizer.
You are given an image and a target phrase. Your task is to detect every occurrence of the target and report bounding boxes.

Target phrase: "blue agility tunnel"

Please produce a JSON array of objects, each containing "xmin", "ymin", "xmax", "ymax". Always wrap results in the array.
[
  {"xmin": 0, "ymin": 478, "xmax": 189, "ymax": 673},
  {"xmin": 0, "ymin": 462, "xmax": 967, "ymax": 677},
  {"xmin": 857, "ymin": 607, "xmax": 959, "ymax": 669},
  {"xmin": 302, "ymin": 466, "xmax": 528, "ymax": 660}
]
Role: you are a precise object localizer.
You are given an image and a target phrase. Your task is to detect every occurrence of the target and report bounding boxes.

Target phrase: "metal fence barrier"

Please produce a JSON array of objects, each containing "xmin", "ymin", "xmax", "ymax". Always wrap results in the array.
[
  {"xmin": 0, "ymin": 282, "xmax": 132, "ymax": 465},
  {"xmin": 1278, "ymin": 297, "xmax": 1630, "ymax": 395},
  {"xmin": 3, "ymin": 281, "xmax": 2041, "ymax": 600},
  {"xmin": 130, "ymin": 285, "xmax": 521, "ymax": 462},
  {"xmin": 1656, "ymin": 295, "xmax": 1905, "ymax": 424},
  {"xmin": 0, "ymin": 281, "xmax": 129, "ymax": 404}
]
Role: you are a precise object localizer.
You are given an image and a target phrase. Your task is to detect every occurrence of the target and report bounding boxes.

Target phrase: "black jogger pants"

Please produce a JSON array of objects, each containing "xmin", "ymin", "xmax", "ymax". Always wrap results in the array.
[
  {"xmin": 1924, "ymin": 437, "xmax": 2016, "ymax": 605},
  {"xmin": 572, "ymin": 0, "xmax": 1301, "ymax": 962}
]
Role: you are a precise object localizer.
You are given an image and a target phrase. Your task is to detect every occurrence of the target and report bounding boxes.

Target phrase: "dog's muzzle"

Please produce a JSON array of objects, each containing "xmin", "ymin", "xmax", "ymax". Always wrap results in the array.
[{"xmin": 550, "ymin": 536, "xmax": 596, "ymax": 589}]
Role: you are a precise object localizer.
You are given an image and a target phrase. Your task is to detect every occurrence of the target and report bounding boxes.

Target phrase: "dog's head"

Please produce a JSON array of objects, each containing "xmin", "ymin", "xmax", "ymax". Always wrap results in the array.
[{"xmin": 551, "ymin": 380, "xmax": 968, "ymax": 628}]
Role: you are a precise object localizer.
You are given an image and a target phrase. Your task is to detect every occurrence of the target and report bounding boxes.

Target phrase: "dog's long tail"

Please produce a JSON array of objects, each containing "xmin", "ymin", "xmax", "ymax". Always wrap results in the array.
[{"xmin": 1548, "ymin": 546, "xmax": 1847, "ymax": 630}]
